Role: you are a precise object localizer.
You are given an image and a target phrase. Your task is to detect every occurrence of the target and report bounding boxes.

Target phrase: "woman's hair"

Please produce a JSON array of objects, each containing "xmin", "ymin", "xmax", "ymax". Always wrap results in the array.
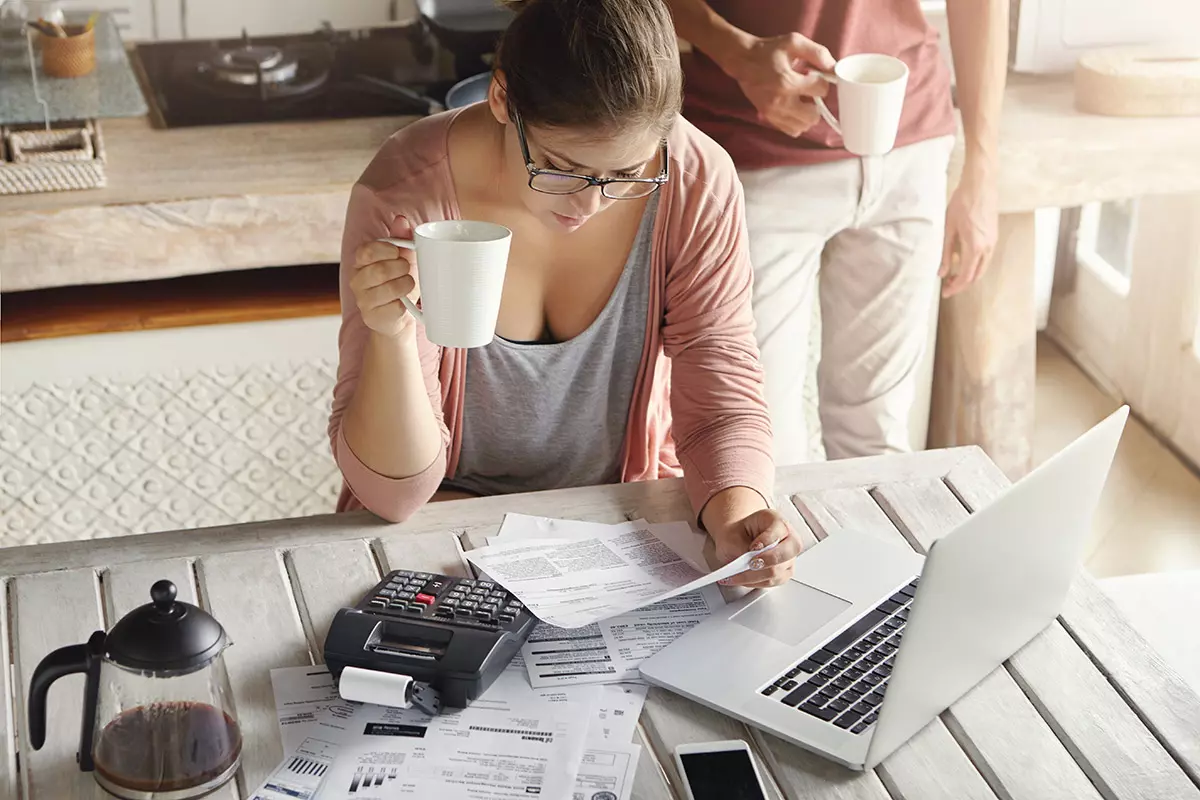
[{"xmin": 497, "ymin": 0, "xmax": 683, "ymax": 135}]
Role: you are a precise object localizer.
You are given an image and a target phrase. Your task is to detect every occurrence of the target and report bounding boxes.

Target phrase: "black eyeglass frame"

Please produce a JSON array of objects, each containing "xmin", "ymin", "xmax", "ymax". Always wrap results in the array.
[{"xmin": 512, "ymin": 109, "xmax": 669, "ymax": 200}]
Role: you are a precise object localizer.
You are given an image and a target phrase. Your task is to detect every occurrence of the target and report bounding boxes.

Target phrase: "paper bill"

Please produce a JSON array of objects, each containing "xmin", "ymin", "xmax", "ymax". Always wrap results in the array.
[
  {"xmin": 316, "ymin": 668, "xmax": 591, "ymax": 800},
  {"xmin": 467, "ymin": 514, "xmax": 761, "ymax": 628},
  {"xmin": 520, "ymin": 586, "xmax": 724, "ymax": 687},
  {"xmin": 248, "ymin": 735, "xmax": 340, "ymax": 800},
  {"xmin": 571, "ymin": 742, "xmax": 641, "ymax": 800},
  {"xmin": 589, "ymin": 683, "xmax": 648, "ymax": 744},
  {"xmin": 271, "ymin": 666, "xmax": 356, "ymax": 754}
]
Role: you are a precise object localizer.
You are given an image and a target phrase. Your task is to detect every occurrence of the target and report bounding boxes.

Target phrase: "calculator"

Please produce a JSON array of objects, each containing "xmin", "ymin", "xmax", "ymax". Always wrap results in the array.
[{"xmin": 323, "ymin": 569, "xmax": 538, "ymax": 708}]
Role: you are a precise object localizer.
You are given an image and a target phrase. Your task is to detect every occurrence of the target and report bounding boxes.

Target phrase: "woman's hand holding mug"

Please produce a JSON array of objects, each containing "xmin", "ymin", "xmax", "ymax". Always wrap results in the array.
[
  {"xmin": 351, "ymin": 223, "xmax": 420, "ymax": 339},
  {"xmin": 350, "ymin": 216, "xmax": 513, "ymax": 349}
]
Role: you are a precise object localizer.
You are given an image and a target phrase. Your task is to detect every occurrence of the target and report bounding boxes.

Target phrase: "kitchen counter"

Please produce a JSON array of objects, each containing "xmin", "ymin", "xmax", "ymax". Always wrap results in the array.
[
  {"xmin": 952, "ymin": 73, "xmax": 1200, "ymax": 210},
  {"xmin": 0, "ymin": 113, "xmax": 417, "ymax": 291},
  {"xmin": 0, "ymin": 12, "xmax": 147, "ymax": 126},
  {"xmin": 4, "ymin": 74, "xmax": 1200, "ymax": 294}
]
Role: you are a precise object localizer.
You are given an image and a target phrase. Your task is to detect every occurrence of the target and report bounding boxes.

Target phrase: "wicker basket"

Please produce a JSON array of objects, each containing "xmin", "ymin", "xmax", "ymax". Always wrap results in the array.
[
  {"xmin": 40, "ymin": 25, "xmax": 96, "ymax": 78},
  {"xmin": 0, "ymin": 119, "xmax": 107, "ymax": 195}
]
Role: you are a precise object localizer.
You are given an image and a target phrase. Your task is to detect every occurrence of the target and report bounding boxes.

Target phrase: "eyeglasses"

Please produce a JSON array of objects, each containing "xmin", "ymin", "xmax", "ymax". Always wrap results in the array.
[{"xmin": 513, "ymin": 110, "xmax": 669, "ymax": 200}]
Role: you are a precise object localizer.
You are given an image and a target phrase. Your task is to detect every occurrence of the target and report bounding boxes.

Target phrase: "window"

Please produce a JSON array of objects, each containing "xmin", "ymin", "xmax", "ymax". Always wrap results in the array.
[
  {"xmin": 1076, "ymin": 199, "xmax": 1138, "ymax": 295},
  {"xmin": 1194, "ymin": 287, "xmax": 1200, "ymax": 359},
  {"xmin": 1094, "ymin": 199, "xmax": 1138, "ymax": 280}
]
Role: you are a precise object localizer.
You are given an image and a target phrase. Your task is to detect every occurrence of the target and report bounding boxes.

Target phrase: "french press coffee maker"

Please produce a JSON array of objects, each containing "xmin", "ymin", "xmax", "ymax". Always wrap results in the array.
[{"xmin": 28, "ymin": 580, "xmax": 242, "ymax": 800}]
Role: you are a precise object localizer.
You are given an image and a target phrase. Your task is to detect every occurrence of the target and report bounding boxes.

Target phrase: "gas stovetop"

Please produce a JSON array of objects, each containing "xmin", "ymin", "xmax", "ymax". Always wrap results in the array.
[{"xmin": 134, "ymin": 24, "xmax": 471, "ymax": 128}]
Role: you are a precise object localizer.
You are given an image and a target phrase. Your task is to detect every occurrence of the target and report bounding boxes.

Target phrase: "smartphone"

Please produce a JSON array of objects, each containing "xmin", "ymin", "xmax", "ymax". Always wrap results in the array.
[{"xmin": 673, "ymin": 740, "xmax": 770, "ymax": 800}]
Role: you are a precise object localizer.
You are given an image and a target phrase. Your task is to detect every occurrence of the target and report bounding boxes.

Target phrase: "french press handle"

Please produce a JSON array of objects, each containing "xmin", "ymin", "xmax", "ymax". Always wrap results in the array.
[{"xmin": 28, "ymin": 630, "xmax": 106, "ymax": 772}]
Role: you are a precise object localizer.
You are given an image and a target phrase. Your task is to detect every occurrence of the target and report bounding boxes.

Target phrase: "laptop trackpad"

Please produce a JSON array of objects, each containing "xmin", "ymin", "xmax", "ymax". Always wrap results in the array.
[{"xmin": 731, "ymin": 582, "xmax": 852, "ymax": 646}]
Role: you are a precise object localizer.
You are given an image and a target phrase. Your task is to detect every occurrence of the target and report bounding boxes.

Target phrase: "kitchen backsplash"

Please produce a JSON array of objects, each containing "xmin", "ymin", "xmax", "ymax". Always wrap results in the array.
[{"xmin": 43, "ymin": 0, "xmax": 420, "ymax": 41}]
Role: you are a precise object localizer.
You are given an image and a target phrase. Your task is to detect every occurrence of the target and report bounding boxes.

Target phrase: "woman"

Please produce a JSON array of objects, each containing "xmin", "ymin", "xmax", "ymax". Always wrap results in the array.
[{"xmin": 329, "ymin": 0, "xmax": 801, "ymax": 588}]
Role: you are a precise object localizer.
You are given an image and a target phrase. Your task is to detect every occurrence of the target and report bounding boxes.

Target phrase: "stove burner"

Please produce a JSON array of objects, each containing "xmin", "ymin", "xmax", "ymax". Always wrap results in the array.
[
  {"xmin": 198, "ymin": 30, "xmax": 304, "ymax": 90},
  {"xmin": 135, "ymin": 23, "xmax": 466, "ymax": 128},
  {"xmin": 224, "ymin": 45, "xmax": 282, "ymax": 70}
]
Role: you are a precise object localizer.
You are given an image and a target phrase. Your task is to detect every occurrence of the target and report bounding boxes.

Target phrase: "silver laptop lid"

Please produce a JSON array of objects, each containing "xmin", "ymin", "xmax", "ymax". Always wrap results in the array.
[{"xmin": 864, "ymin": 407, "xmax": 1128, "ymax": 768}]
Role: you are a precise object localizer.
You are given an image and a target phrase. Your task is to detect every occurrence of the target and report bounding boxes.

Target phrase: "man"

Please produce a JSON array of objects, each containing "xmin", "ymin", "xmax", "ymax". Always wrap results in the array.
[{"xmin": 668, "ymin": 0, "xmax": 1006, "ymax": 464}]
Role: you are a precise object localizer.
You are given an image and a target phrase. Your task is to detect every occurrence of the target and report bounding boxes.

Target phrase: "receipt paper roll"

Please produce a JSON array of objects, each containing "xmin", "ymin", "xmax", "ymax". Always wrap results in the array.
[{"xmin": 338, "ymin": 666, "xmax": 415, "ymax": 708}]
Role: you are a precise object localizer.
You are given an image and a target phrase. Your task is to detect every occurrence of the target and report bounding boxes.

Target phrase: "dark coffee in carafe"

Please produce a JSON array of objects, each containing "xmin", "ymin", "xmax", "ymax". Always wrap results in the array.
[{"xmin": 93, "ymin": 701, "xmax": 242, "ymax": 793}]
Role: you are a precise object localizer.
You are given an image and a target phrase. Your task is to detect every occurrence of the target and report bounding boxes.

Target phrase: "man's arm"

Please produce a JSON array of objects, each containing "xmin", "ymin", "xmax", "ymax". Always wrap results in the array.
[
  {"xmin": 666, "ymin": 0, "xmax": 835, "ymax": 137},
  {"xmin": 668, "ymin": 0, "xmax": 755, "ymax": 73},
  {"xmin": 940, "ymin": 0, "xmax": 1009, "ymax": 295}
]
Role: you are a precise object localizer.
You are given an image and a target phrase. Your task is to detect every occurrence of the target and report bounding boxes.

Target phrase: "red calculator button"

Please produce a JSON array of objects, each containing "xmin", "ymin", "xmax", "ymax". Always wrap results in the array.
[{"xmin": 414, "ymin": 593, "xmax": 436, "ymax": 605}]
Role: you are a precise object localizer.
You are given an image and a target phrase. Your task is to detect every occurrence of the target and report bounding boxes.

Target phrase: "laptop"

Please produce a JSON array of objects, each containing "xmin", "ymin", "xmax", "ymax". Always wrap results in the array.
[{"xmin": 639, "ymin": 407, "xmax": 1128, "ymax": 770}]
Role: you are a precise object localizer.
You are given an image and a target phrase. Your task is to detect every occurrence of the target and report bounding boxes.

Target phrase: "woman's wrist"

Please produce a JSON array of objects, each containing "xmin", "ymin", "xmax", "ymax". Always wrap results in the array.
[
  {"xmin": 369, "ymin": 322, "xmax": 417, "ymax": 352},
  {"xmin": 701, "ymin": 485, "xmax": 770, "ymax": 538}
]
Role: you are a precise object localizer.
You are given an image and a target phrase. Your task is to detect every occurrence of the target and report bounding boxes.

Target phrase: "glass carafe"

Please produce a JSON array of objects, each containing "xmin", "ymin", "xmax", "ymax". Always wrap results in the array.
[{"xmin": 29, "ymin": 580, "xmax": 242, "ymax": 800}]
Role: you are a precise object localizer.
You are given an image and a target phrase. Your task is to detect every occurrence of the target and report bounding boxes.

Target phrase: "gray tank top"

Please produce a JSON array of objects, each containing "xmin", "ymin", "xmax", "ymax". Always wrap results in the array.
[{"xmin": 443, "ymin": 194, "xmax": 657, "ymax": 497}]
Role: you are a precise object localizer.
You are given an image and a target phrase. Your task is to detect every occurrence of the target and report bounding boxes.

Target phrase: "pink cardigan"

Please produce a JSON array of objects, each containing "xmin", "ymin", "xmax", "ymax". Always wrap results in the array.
[{"xmin": 329, "ymin": 111, "xmax": 774, "ymax": 523}]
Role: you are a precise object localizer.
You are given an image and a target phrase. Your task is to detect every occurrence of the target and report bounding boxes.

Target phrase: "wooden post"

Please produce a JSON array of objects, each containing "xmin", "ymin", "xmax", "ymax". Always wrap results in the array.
[{"xmin": 929, "ymin": 211, "xmax": 1037, "ymax": 479}]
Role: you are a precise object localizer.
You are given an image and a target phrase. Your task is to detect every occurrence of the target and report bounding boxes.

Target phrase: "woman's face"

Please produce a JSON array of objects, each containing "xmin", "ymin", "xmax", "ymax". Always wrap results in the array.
[
  {"xmin": 510, "ymin": 122, "xmax": 663, "ymax": 234},
  {"xmin": 487, "ymin": 78, "xmax": 665, "ymax": 234}
]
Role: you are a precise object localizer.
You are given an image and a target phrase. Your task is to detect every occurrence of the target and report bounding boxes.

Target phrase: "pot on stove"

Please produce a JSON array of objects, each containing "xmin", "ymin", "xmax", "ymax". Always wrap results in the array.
[
  {"xmin": 28, "ymin": 580, "xmax": 241, "ymax": 800},
  {"xmin": 417, "ymin": 0, "xmax": 513, "ymax": 79}
]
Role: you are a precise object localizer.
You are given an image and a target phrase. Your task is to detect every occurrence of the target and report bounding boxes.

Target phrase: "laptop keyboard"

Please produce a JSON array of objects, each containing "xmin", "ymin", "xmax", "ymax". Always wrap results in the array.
[{"xmin": 760, "ymin": 577, "xmax": 918, "ymax": 735}]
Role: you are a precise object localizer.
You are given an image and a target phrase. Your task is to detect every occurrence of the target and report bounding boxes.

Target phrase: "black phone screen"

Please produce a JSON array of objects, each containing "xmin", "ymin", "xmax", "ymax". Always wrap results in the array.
[{"xmin": 679, "ymin": 748, "xmax": 768, "ymax": 800}]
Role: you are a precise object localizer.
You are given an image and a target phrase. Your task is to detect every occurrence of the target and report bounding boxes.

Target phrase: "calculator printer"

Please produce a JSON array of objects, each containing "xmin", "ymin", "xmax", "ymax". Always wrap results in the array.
[{"xmin": 323, "ymin": 570, "xmax": 538, "ymax": 709}]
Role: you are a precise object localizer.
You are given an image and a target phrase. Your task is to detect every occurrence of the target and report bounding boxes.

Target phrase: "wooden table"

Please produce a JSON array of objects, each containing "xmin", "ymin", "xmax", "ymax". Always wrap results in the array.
[{"xmin": 1, "ymin": 448, "xmax": 1198, "ymax": 800}]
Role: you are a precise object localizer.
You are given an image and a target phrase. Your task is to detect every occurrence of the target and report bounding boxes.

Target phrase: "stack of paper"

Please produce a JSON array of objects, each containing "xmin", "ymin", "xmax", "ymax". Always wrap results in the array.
[
  {"xmin": 249, "ymin": 514, "xmax": 743, "ymax": 799},
  {"xmin": 470, "ymin": 514, "xmax": 761, "ymax": 690},
  {"xmin": 466, "ymin": 515, "xmax": 762, "ymax": 630},
  {"xmin": 253, "ymin": 665, "xmax": 648, "ymax": 800}
]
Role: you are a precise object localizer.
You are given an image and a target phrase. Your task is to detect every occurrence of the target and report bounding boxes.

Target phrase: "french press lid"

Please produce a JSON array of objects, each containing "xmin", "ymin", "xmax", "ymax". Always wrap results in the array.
[{"xmin": 104, "ymin": 580, "xmax": 228, "ymax": 673}]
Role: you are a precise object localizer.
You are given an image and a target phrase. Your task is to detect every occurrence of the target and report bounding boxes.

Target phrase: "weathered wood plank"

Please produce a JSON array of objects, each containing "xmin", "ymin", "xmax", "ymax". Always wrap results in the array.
[
  {"xmin": 285, "ymin": 540, "xmax": 381, "ymax": 659},
  {"xmin": 791, "ymin": 488, "xmax": 901, "ymax": 543},
  {"xmin": 774, "ymin": 491, "xmax": 820, "ymax": 551},
  {"xmin": 10, "ymin": 570, "xmax": 106, "ymax": 800},
  {"xmin": 632, "ymin": 727, "xmax": 675, "ymax": 800},
  {"xmin": 1007, "ymin": 622, "xmax": 1200, "ymax": 799},
  {"xmin": 946, "ymin": 451, "xmax": 1200, "ymax": 784},
  {"xmin": 375, "ymin": 530, "xmax": 472, "ymax": 577},
  {"xmin": 873, "ymin": 474, "xmax": 1196, "ymax": 799},
  {"xmin": 0, "ymin": 455, "xmax": 973, "ymax": 578},
  {"xmin": 101, "ymin": 559, "xmax": 240, "ymax": 800},
  {"xmin": 774, "ymin": 449, "xmax": 972, "ymax": 497},
  {"xmin": 940, "ymin": 448, "xmax": 1010, "ymax": 513},
  {"xmin": 640, "ymin": 688, "xmax": 788, "ymax": 800},
  {"xmin": 459, "ymin": 524, "xmax": 506, "ymax": 556},
  {"xmin": 945, "ymin": 669, "xmax": 1103, "ymax": 800},
  {"xmin": 103, "ymin": 558, "xmax": 196, "ymax": 617},
  {"xmin": 0, "ymin": 580, "xmax": 18, "ymax": 800},
  {"xmin": 1060, "ymin": 578, "xmax": 1200, "ymax": 785},
  {"xmin": 876, "ymin": 719, "xmax": 997, "ymax": 800},
  {"xmin": 752, "ymin": 728, "xmax": 894, "ymax": 800},
  {"xmin": 196, "ymin": 549, "xmax": 312, "ymax": 792},
  {"xmin": 869, "ymin": 479, "xmax": 966, "ymax": 552}
]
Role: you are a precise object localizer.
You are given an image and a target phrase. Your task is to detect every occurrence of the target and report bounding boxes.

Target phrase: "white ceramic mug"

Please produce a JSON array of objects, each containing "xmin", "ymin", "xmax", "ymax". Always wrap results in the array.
[
  {"xmin": 813, "ymin": 54, "xmax": 910, "ymax": 156},
  {"xmin": 378, "ymin": 220, "xmax": 511, "ymax": 349}
]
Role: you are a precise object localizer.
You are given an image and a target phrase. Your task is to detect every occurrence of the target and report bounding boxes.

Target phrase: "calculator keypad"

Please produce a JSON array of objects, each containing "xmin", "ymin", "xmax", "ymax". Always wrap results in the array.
[{"xmin": 360, "ymin": 571, "xmax": 526, "ymax": 630}]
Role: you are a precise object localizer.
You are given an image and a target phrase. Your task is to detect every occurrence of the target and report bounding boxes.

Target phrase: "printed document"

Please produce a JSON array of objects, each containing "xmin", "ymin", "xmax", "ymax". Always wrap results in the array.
[
  {"xmin": 467, "ymin": 514, "xmax": 764, "ymax": 628},
  {"xmin": 264, "ymin": 666, "xmax": 645, "ymax": 800},
  {"xmin": 489, "ymin": 516, "xmax": 727, "ymax": 686},
  {"xmin": 315, "ymin": 669, "xmax": 591, "ymax": 800}
]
